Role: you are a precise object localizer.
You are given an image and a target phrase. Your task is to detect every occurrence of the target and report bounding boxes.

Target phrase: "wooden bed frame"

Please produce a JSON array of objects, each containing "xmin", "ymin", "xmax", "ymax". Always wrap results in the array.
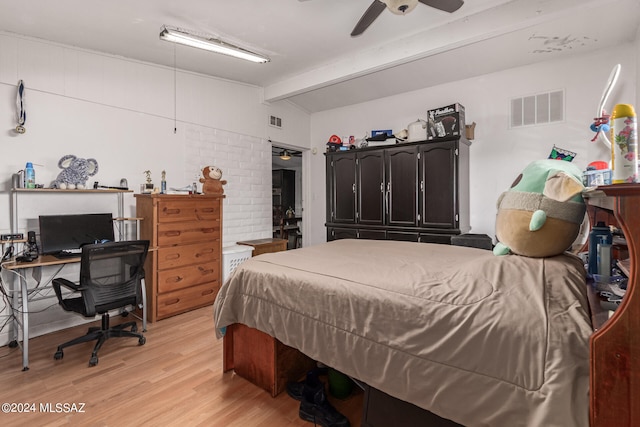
[{"xmin": 223, "ymin": 184, "xmax": 640, "ymax": 426}]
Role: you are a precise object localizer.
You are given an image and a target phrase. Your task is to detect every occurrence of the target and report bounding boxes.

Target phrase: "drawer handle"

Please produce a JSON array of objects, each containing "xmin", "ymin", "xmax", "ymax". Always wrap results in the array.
[
  {"xmin": 163, "ymin": 208, "xmax": 181, "ymax": 215},
  {"xmin": 168, "ymin": 275, "xmax": 184, "ymax": 283},
  {"xmin": 165, "ymin": 298, "xmax": 180, "ymax": 306},
  {"xmin": 201, "ymin": 228, "xmax": 216, "ymax": 234},
  {"xmin": 195, "ymin": 249, "xmax": 214, "ymax": 258},
  {"xmin": 164, "ymin": 231, "xmax": 181, "ymax": 237},
  {"xmin": 165, "ymin": 253, "xmax": 180, "ymax": 261},
  {"xmin": 198, "ymin": 208, "xmax": 214, "ymax": 213},
  {"xmin": 201, "ymin": 289, "xmax": 214, "ymax": 296},
  {"xmin": 198, "ymin": 266, "xmax": 214, "ymax": 274}
]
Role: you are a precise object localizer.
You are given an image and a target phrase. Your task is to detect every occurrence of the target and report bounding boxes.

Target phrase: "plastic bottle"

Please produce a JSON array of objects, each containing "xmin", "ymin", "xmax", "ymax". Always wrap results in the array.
[
  {"xmin": 24, "ymin": 162, "xmax": 35, "ymax": 189},
  {"xmin": 588, "ymin": 221, "xmax": 612, "ymax": 274},
  {"xmin": 597, "ymin": 235, "xmax": 612, "ymax": 277},
  {"xmin": 161, "ymin": 170, "xmax": 167, "ymax": 194},
  {"xmin": 610, "ymin": 104, "xmax": 638, "ymax": 183}
]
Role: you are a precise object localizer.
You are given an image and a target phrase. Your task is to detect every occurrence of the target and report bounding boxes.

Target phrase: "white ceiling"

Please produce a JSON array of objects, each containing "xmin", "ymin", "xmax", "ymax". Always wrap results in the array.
[{"xmin": 0, "ymin": 0, "xmax": 638, "ymax": 113}]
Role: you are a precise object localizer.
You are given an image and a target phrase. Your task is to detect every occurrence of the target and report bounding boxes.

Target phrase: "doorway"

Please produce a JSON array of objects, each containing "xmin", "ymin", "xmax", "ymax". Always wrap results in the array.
[{"xmin": 272, "ymin": 145, "xmax": 303, "ymax": 249}]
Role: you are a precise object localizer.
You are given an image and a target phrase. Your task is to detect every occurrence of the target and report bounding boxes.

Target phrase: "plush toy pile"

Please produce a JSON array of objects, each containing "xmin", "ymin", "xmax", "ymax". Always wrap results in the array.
[{"xmin": 493, "ymin": 159, "xmax": 586, "ymax": 258}]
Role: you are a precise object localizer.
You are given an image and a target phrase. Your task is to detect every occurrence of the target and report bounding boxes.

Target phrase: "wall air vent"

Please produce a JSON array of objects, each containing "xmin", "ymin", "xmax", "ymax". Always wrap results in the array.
[
  {"xmin": 510, "ymin": 89, "xmax": 564, "ymax": 128},
  {"xmin": 269, "ymin": 115, "xmax": 282, "ymax": 129}
]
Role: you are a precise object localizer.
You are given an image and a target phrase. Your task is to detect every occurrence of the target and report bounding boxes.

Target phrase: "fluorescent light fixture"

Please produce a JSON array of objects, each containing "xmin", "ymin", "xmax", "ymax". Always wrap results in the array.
[
  {"xmin": 160, "ymin": 25, "xmax": 270, "ymax": 63},
  {"xmin": 279, "ymin": 150, "xmax": 291, "ymax": 161}
]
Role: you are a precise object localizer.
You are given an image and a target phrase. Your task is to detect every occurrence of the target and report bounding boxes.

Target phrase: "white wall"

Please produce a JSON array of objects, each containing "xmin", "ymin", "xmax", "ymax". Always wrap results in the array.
[
  {"xmin": 306, "ymin": 44, "xmax": 638, "ymax": 246},
  {"xmin": 0, "ymin": 29, "xmax": 637, "ymax": 347},
  {"xmin": 0, "ymin": 32, "xmax": 310, "ymax": 345}
]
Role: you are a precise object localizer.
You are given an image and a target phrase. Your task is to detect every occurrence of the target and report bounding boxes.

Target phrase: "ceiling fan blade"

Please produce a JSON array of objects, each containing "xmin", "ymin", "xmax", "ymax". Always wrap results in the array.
[
  {"xmin": 351, "ymin": 0, "xmax": 387, "ymax": 37},
  {"xmin": 418, "ymin": 0, "xmax": 464, "ymax": 13}
]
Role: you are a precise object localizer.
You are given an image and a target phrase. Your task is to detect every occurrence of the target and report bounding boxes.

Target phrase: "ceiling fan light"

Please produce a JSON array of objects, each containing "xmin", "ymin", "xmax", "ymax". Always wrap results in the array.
[
  {"xmin": 159, "ymin": 25, "xmax": 270, "ymax": 63},
  {"xmin": 280, "ymin": 150, "xmax": 291, "ymax": 160},
  {"xmin": 382, "ymin": 0, "xmax": 419, "ymax": 15}
]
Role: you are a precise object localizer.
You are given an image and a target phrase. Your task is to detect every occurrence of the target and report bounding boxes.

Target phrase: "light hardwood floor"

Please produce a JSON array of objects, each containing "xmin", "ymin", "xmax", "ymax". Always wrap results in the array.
[{"xmin": 0, "ymin": 307, "xmax": 363, "ymax": 426}]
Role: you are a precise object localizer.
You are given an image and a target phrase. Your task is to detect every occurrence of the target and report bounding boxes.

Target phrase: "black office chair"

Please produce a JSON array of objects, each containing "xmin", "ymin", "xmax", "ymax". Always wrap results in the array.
[{"xmin": 52, "ymin": 240, "xmax": 150, "ymax": 367}]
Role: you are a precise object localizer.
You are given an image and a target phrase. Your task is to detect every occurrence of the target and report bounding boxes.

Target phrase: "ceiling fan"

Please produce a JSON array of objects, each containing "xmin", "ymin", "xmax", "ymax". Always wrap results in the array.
[
  {"xmin": 351, "ymin": 0, "xmax": 464, "ymax": 37},
  {"xmin": 272, "ymin": 147, "xmax": 302, "ymax": 160}
]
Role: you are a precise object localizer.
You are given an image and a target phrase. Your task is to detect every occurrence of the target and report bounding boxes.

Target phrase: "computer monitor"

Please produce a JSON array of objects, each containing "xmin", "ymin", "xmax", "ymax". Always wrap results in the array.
[{"xmin": 38, "ymin": 213, "xmax": 115, "ymax": 255}]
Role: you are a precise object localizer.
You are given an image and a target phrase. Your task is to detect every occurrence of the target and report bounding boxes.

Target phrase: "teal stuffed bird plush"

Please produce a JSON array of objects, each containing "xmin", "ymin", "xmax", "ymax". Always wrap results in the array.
[{"xmin": 493, "ymin": 159, "xmax": 586, "ymax": 257}]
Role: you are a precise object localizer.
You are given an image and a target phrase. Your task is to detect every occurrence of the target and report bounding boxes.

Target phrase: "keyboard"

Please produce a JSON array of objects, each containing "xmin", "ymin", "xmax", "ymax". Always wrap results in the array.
[{"xmin": 55, "ymin": 248, "xmax": 82, "ymax": 258}]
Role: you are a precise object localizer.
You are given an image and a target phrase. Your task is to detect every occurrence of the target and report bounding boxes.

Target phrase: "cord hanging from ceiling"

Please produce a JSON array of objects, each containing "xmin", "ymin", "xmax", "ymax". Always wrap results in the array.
[{"xmin": 173, "ymin": 44, "xmax": 177, "ymax": 134}]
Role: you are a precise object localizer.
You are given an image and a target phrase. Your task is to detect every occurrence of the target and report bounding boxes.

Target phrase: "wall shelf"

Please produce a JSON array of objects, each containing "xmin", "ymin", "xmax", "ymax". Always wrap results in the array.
[
  {"xmin": 11, "ymin": 188, "xmax": 132, "ymax": 193},
  {"xmin": 10, "ymin": 188, "xmax": 137, "ymax": 241}
]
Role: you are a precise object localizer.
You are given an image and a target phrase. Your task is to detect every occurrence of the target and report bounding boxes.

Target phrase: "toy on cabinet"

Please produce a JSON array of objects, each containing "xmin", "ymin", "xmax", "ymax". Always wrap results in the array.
[
  {"xmin": 51, "ymin": 155, "xmax": 99, "ymax": 189},
  {"xmin": 200, "ymin": 166, "xmax": 227, "ymax": 195}
]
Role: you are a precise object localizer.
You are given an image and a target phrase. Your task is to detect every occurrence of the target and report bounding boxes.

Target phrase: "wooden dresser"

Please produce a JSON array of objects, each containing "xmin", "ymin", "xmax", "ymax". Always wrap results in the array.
[{"xmin": 135, "ymin": 194, "xmax": 223, "ymax": 322}]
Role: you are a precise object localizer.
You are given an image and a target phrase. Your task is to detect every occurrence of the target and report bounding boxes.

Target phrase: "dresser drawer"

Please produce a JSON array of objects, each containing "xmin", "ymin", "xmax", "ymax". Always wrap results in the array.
[
  {"xmin": 157, "ymin": 220, "xmax": 220, "ymax": 246},
  {"xmin": 158, "ymin": 200, "xmax": 220, "ymax": 223},
  {"xmin": 157, "ymin": 241, "xmax": 219, "ymax": 270},
  {"xmin": 157, "ymin": 262, "xmax": 219, "ymax": 293},
  {"xmin": 156, "ymin": 281, "xmax": 219, "ymax": 319}
]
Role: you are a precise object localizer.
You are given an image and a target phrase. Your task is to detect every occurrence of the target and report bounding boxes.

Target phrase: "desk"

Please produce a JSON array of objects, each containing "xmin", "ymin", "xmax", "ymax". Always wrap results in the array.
[
  {"xmin": 2, "ymin": 255, "xmax": 147, "ymax": 371},
  {"xmin": 4, "ymin": 188, "xmax": 141, "ymax": 371}
]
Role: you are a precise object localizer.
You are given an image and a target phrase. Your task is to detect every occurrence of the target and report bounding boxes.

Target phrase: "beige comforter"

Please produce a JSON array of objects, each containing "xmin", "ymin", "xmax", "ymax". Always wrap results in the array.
[{"xmin": 213, "ymin": 239, "xmax": 592, "ymax": 427}]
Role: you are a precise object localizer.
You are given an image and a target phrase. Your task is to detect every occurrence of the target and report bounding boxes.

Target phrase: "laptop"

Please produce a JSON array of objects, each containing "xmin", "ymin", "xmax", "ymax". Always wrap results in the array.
[{"xmin": 38, "ymin": 213, "xmax": 115, "ymax": 258}]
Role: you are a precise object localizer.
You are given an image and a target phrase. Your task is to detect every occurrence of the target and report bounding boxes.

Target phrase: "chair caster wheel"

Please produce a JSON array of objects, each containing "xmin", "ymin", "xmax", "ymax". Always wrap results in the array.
[
  {"xmin": 139, "ymin": 337, "xmax": 146, "ymax": 345},
  {"xmin": 54, "ymin": 350, "xmax": 63, "ymax": 360},
  {"xmin": 89, "ymin": 356, "xmax": 98, "ymax": 367}
]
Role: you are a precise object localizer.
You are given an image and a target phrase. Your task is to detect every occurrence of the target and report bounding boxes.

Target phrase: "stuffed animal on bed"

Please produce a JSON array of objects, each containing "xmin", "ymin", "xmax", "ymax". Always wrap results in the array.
[
  {"xmin": 50, "ymin": 155, "xmax": 99, "ymax": 189},
  {"xmin": 493, "ymin": 159, "xmax": 586, "ymax": 258},
  {"xmin": 199, "ymin": 166, "xmax": 227, "ymax": 195}
]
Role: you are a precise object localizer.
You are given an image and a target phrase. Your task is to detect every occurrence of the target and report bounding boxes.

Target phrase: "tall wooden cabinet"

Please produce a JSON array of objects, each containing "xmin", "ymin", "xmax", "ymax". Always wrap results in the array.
[
  {"xmin": 326, "ymin": 137, "xmax": 470, "ymax": 243},
  {"xmin": 135, "ymin": 194, "xmax": 223, "ymax": 322}
]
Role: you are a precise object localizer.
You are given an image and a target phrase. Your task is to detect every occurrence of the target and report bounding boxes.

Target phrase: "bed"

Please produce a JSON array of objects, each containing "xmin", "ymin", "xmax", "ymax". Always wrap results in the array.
[
  {"xmin": 215, "ymin": 239, "xmax": 591, "ymax": 426},
  {"xmin": 214, "ymin": 184, "xmax": 640, "ymax": 427}
]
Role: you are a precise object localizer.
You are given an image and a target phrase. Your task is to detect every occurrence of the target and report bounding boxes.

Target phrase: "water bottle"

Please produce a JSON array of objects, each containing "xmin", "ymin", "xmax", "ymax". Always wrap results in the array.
[
  {"xmin": 588, "ymin": 221, "xmax": 612, "ymax": 274},
  {"xmin": 24, "ymin": 162, "xmax": 35, "ymax": 189},
  {"xmin": 597, "ymin": 236, "xmax": 612, "ymax": 277}
]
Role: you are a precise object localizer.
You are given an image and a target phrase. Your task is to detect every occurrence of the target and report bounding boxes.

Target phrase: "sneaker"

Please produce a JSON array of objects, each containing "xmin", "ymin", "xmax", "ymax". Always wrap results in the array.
[
  {"xmin": 299, "ymin": 385, "xmax": 350, "ymax": 427},
  {"xmin": 286, "ymin": 370, "xmax": 323, "ymax": 401}
]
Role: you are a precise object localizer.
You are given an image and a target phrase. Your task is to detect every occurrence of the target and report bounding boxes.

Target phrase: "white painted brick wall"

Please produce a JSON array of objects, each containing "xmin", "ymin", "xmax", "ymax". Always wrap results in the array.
[
  {"xmin": 0, "ymin": 32, "xmax": 310, "ymax": 348},
  {"xmin": 184, "ymin": 125, "xmax": 272, "ymax": 247}
]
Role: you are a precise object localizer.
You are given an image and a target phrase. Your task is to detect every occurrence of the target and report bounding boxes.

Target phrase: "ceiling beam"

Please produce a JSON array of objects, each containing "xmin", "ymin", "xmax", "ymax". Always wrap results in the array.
[{"xmin": 263, "ymin": 0, "xmax": 613, "ymax": 103}]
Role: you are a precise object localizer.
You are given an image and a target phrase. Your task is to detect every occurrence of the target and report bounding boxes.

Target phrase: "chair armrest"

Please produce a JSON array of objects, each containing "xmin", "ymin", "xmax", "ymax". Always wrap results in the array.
[{"xmin": 52, "ymin": 277, "xmax": 82, "ymax": 304}]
